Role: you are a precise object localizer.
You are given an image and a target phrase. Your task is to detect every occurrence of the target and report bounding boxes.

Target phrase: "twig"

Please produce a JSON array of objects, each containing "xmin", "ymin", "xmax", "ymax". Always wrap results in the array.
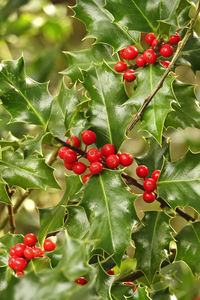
[
  {"xmin": 126, "ymin": 1, "xmax": 200, "ymax": 134},
  {"xmin": 55, "ymin": 137, "xmax": 86, "ymax": 157},
  {"xmin": 5, "ymin": 185, "xmax": 16, "ymax": 233}
]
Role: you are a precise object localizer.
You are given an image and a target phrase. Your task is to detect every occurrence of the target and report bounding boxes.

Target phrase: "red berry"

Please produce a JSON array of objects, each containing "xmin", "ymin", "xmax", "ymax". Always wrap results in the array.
[
  {"xmin": 87, "ymin": 148, "xmax": 101, "ymax": 163},
  {"xmin": 101, "ymin": 144, "xmax": 115, "ymax": 157},
  {"xmin": 151, "ymin": 170, "xmax": 161, "ymax": 182},
  {"xmin": 151, "ymin": 38, "xmax": 158, "ymax": 49},
  {"xmin": 143, "ymin": 191, "xmax": 156, "ymax": 203},
  {"xmin": 63, "ymin": 149, "xmax": 77, "ymax": 164},
  {"xmin": 119, "ymin": 153, "xmax": 133, "ymax": 166},
  {"xmin": 106, "ymin": 154, "xmax": 120, "ymax": 169},
  {"xmin": 114, "ymin": 61, "xmax": 127, "ymax": 72},
  {"xmin": 14, "ymin": 243, "xmax": 26, "ymax": 257},
  {"xmin": 136, "ymin": 55, "xmax": 146, "ymax": 67},
  {"xmin": 89, "ymin": 162, "xmax": 103, "ymax": 174},
  {"xmin": 143, "ymin": 49, "xmax": 157, "ymax": 64},
  {"xmin": 12, "ymin": 257, "xmax": 27, "ymax": 272},
  {"xmin": 169, "ymin": 32, "xmax": 181, "ymax": 45},
  {"xmin": 24, "ymin": 233, "xmax": 37, "ymax": 247},
  {"xmin": 143, "ymin": 178, "xmax": 156, "ymax": 192},
  {"xmin": 43, "ymin": 238, "xmax": 56, "ymax": 252},
  {"xmin": 107, "ymin": 269, "xmax": 115, "ymax": 275},
  {"xmin": 75, "ymin": 277, "xmax": 88, "ymax": 285},
  {"xmin": 24, "ymin": 247, "xmax": 34, "ymax": 260},
  {"xmin": 33, "ymin": 247, "xmax": 44, "ymax": 258},
  {"xmin": 119, "ymin": 49, "xmax": 126, "ymax": 59},
  {"xmin": 160, "ymin": 60, "xmax": 170, "ymax": 68},
  {"xmin": 136, "ymin": 165, "xmax": 149, "ymax": 178},
  {"xmin": 123, "ymin": 46, "xmax": 139, "ymax": 60},
  {"xmin": 160, "ymin": 44, "xmax": 174, "ymax": 57},
  {"xmin": 64, "ymin": 161, "xmax": 74, "ymax": 170},
  {"xmin": 82, "ymin": 130, "xmax": 96, "ymax": 145},
  {"xmin": 10, "ymin": 246, "xmax": 16, "ymax": 256},
  {"xmin": 82, "ymin": 173, "xmax": 92, "ymax": 183},
  {"xmin": 124, "ymin": 282, "xmax": 137, "ymax": 291},
  {"xmin": 123, "ymin": 69, "xmax": 136, "ymax": 82},
  {"xmin": 66, "ymin": 136, "xmax": 80, "ymax": 148},
  {"xmin": 145, "ymin": 33, "xmax": 156, "ymax": 45},
  {"xmin": 16, "ymin": 271, "xmax": 24, "ymax": 277},
  {"xmin": 73, "ymin": 162, "xmax": 87, "ymax": 174},
  {"xmin": 8, "ymin": 256, "xmax": 16, "ymax": 269},
  {"xmin": 58, "ymin": 147, "xmax": 68, "ymax": 159}
]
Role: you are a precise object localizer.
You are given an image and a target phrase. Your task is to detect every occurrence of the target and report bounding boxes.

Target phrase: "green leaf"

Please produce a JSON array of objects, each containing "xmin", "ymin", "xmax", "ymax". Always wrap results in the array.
[
  {"xmin": 175, "ymin": 222, "xmax": 200, "ymax": 275},
  {"xmin": 0, "ymin": 148, "xmax": 60, "ymax": 190},
  {"xmin": 158, "ymin": 151, "xmax": 200, "ymax": 212},
  {"xmin": 62, "ymin": 44, "xmax": 117, "ymax": 82},
  {"xmin": 165, "ymin": 81, "xmax": 200, "ymax": 130},
  {"xmin": 177, "ymin": 35, "xmax": 200, "ymax": 71},
  {"xmin": 0, "ymin": 0, "xmax": 31, "ymax": 22},
  {"xmin": 0, "ymin": 176, "xmax": 11, "ymax": 205},
  {"xmin": 149, "ymin": 288, "xmax": 172, "ymax": 300},
  {"xmin": 132, "ymin": 211, "xmax": 173, "ymax": 284},
  {"xmin": 26, "ymin": 257, "xmax": 51, "ymax": 273},
  {"xmin": 81, "ymin": 170, "xmax": 138, "ymax": 265},
  {"xmin": 0, "ymin": 57, "xmax": 53, "ymax": 128},
  {"xmin": 20, "ymin": 131, "xmax": 50, "ymax": 158},
  {"xmin": 126, "ymin": 65, "xmax": 175, "ymax": 144},
  {"xmin": 95, "ymin": 262, "xmax": 115, "ymax": 300},
  {"xmin": 128, "ymin": 287, "xmax": 151, "ymax": 299},
  {"xmin": 111, "ymin": 283, "xmax": 137, "ymax": 299},
  {"xmin": 82, "ymin": 63, "xmax": 132, "ymax": 149},
  {"xmin": 65, "ymin": 206, "xmax": 89, "ymax": 239},
  {"xmin": 73, "ymin": 0, "xmax": 135, "ymax": 52}
]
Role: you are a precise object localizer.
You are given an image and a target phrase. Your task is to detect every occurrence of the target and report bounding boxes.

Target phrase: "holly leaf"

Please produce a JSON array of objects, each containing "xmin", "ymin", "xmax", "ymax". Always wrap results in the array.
[
  {"xmin": 26, "ymin": 257, "xmax": 51, "ymax": 273},
  {"xmin": 0, "ymin": 233, "xmax": 24, "ymax": 267},
  {"xmin": 157, "ymin": 151, "xmax": 200, "ymax": 212},
  {"xmin": 177, "ymin": 35, "xmax": 200, "ymax": 71},
  {"xmin": 82, "ymin": 63, "xmax": 132, "ymax": 149},
  {"xmin": 175, "ymin": 222, "xmax": 200, "ymax": 275},
  {"xmin": 165, "ymin": 81, "xmax": 200, "ymax": 130},
  {"xmin": 0, "ymin": 148, "xmax": 60, "ymax": 190},
  {"xmin": 0, "ymin": 57, "xmax": 53, "ymax": 128},
  {"xmin": 128, "ymin": 287, "xmax": 151, "ymax": 299},
  {"xmin": 126, "ymin": 65, "xmax": 175, "ymax": 144},
  {"xmin": 0, "ymin": 176, "xmax": 11, "ymax": 205},
  {"xmin": 95, "ymin": 262, "xmax": 115, "ymax": 300},
  {"xmin": 81, "ymin": 170, "xmax": 138, "ymax": 265},
  {"xmin": 149, "ymin": 288, "xmax": 172, "ymax": 300},
  {"xmin": 132, "ymin": 211, "xmax": 173, "ymax": 284},
  {"xmin": 65, "ymin": 206, "xmax": 89, "ymax": 239},
  {"xmin": 20, "ymin": 131, "xmax": 50, "ymax": 158},
  {"xmin": 62, "ymin": 44, "xmax": 117, "ymax": 82}
]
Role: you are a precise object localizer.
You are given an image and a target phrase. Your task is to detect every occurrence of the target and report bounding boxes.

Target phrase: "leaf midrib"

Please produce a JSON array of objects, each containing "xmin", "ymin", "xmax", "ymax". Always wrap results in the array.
[
  {"xmin": 158, "ymin": 178, "xmax": 200, "ymax": 184},
  {"xmin": 131, "ymin": 0, "xmax": 155, "ymax": 31},
  {"xmin": 148, "ymin": 212, "xmax": 159, "ymax": 280}
]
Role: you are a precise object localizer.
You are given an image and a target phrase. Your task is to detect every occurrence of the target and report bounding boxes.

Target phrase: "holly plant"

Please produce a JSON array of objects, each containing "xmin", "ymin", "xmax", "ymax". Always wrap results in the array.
[{"xmin": 1, "ymin": 0, "xmax": 200, "ymax": 299}]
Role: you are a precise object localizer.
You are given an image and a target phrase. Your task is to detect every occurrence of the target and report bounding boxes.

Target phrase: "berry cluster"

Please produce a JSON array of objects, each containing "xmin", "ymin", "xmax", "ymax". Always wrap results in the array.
[
  {"xmin": 8, "ymin": 233, "xmax": 56, "ymax": 276},
  {"xmin": 58, "ymin": 130, "xmax": 134, "ymax": 183},
  {"xmin": 114, "ymin": 32, "xmax": 181, "ymax": 82},
  {"xmin": 136, "ymin": 165, "xmax": 160, "ymax": 203}
]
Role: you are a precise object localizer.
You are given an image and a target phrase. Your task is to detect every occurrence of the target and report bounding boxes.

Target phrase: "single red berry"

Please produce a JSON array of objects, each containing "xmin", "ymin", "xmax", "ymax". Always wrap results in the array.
[
  {"xmin": 143, "ymin": 49, "xmax": 157, "ymax": 64},
  {"xmin": 66, "ymin": 136, "xmax": 80, "ymax": 148},
  {"xmin": 8, "ymin": 257, "xmax": 16, "ymax": 269},
  {"xmin": 143, "ymin": 191, "xmax": 156, "ymax": 203},
  {"xmin": 145, "ymin": 33, "xmax": 156, "ymax": 45},
  {"xmin": 123, "ymin": 46, "xmax": 139, "ymax": 60},
  {"xmin": 136, "ymin": 165, "xmax": 149, "ymax": 178},
  {"xmin": 143, "ymin": 178, "xmax": 156, "ymax": 192},
  {"xmin": 12, "ymin": 257, "xmax": 27, "ymax": 272},
  {"xmin": 73, "ymin": 162, "xmax": 87, "ymax": 175},
  {"xmin": 9, "ymin": 246, "xmax": 16, "ymax": 256},
  {"xmin": 119, "ymin": 49, "xmax": 126, "ymax": 59},
  {"xmin": 24, "ymin": 247, "xmax": 34, "ymax": 260},
  {"xmin": 89, "ymin": 162, "xmax": 103, "ymax": 174},
  {"xmin": 82, "ymin": 173, "xmax": 92, "ymax": 183},
  {"xmin": 114, "ymin": 61, "xmax": 127, "ymax": 72},
  {"xmin": 101, "ymin": 144, "xmax": 115, "ymax": 157},
  {"xmin": 63, "ymin": 149, "xmax": 77, "ymax": 164},
  {"xmin": 124, "ymin": 282, "xmax": 137, "ymax": 291},
  {"xmin": 119, "ymin": 153, "xmax": 133, "ymax": 166},
  {"xmin": 151, "ymin": 170, "xmax": 161, "ymax": 182},
  {"xmin": 58, "ymin": 147, "xmax": 68, "ymax": 159},
  {"xmin": 16, "ymin": 271, "xmax": 24, "ymax": 277},
  {"xmin": 136, "ymin": 55, "xmax": 146, "ymax": 67},
  {"xmin": 82, "ymin": 130, "xmax": 96, "ymax": 145},
  {"xmin": 64, "ymin": 161, "xmax": 74, "ymax": 170},
  {"xmin": 24, "ymin": 233, "xmax": 37, "ymax": 247},
  {"xmin": 106, "ymin": 154, "xmax": 120, "ymax": 169},
  {"xmin": 43, "ymin": 238, "xmax": 56, "ymax": 252},
  {"xmin": 123, "ymin": 69, "xmax": 136, "ymax": 82},
  {"xmin": 160, "ymin": 44, "xmax": 174, "ymax": 57},
  {"xmin": 169, "ymin": 32, "xmax": 181, "ymax": 45},
  {"xmin": 160, "ymin": 60, "xmax": 170, "ymax": 68},
  {"xmin": 75, "ymin": 277, "xmax": 88, "ymax": 285},
  {"xmin": 151, "ymin": 38, "xmax": 158, "ymax": 49},
  {"xmin": 33, "ymin": 247, "xmax": 44, "ymax": 258},
  {"xmin": 87, "ymin": 148, "xmax": 101, "ymax": 163},
  {"xmin": 14, "ymin": 243, "xmax": 26, "ymax": 257},
  {"xmin": 107, "ymin": 269, "xmax": 115, "ymax": 275}
]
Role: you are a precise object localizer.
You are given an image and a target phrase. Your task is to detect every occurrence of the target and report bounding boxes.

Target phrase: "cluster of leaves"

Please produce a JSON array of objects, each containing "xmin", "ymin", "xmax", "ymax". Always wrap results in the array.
[{"xmin": 1, "ymin": 0, "xmax": 200, "ymax": 299}]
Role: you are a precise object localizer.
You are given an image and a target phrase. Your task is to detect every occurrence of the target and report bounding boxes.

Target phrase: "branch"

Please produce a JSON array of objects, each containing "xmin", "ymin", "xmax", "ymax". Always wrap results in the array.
[
  {"xmin": 55, "ymin": 137, "xmax": 86, "ymax": 157},
  {"xmin": 126, "ymin": 1, "xmax": 200, "ymax": 134},
  {"xmin": 5, "ymin": 185, "xmax": 16, "ymax": 233}
]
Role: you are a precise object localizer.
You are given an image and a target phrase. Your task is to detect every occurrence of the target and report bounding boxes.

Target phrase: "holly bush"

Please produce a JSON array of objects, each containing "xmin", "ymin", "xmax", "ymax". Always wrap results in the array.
[{"xmin": 0, "ymin": 0, "xmax": 200, "ymax": 299}]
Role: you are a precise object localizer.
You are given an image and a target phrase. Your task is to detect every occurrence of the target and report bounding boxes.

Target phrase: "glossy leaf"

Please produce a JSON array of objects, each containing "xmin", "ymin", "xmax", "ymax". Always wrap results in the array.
[
  {"xmin": 132, "ymin": 211, "xmax": 173, "ymax": 284},
  {"xmin": 0, "ymin": 57, "xmax": 53, "ymax": 128},
  {"xmin": 175, "ymin": 222, "xmax": 200, "ymax": 275},
  {"xmin": 95, "ymin": 262, "xmax": 115, "ymax": 300},
  {"xmin": 129, "ymin": 287, "xmax": 151, "ymax": 299},
  {"xmin": 26, "ymin": 257, "xmax": 51, "ymax": 273},
  {"xmin": 125, "ymin": 65, "xmax": 175, "ymax": 144},
  {"xmin": 20, "ymin": 131, "xmax": 50, "ymax": 158},
  {"xmin": 158, "ymin": 152, "xmax": 200, "ymax": 212},
  {"xmin": 81, "ymin": 170, "xmax": 138, "ymax": 265},
  {"xmin": 82, "ymin": 63, "xmax": 132, "ymax": 149},
  {"xmin": 65, "ymin": 206, "xmax": 89, "ymax": 239},
  {"xmin": 111, "ymin": 283, "xmax": 137, "ymax": 299},
  {"xmin": 0, "ymin": 148, "xmax": 60, "ymax": 190}
]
